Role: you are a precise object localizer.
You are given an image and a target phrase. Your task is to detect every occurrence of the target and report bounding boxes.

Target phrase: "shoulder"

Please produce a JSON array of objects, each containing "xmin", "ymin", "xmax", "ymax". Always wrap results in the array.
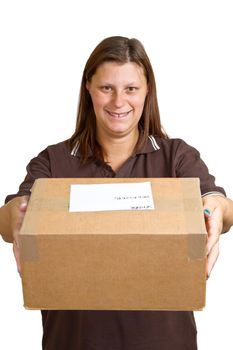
[
  {"xmin": 21, "ymin": 139, "xmax": 79, "ymax": 183},
  {"xmin": 36, "ymin": 140, "xmax": 72, "ymax": 161},
  {"xmin": 153, "ymin": 136, "xmax": 200, "ymax": 157},
  {"xmin": 26, "ymin": 140, "xmax": 72, "ymax": 170},
  {"xmin": 46, "ymin": 139, "xmax": 70, "ymax": 154}
]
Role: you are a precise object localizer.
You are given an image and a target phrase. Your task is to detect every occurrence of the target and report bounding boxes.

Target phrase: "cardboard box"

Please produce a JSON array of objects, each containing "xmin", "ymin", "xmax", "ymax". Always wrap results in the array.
[{"xmin": 19, "ymin": 178, "xmax": 207, "ymax": 310}]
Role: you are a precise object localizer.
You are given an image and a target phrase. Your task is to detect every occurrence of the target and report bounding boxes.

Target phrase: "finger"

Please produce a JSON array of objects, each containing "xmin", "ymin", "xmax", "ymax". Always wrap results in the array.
[
  {"xmin": 204, "ymin": 208, "xmax": 222, "ymax": 255},
  {"xmin": 206, "ymin": 229, "xmax": 220, "ymax": 256},
  {"xmin": 206, "ymin": 241, "xmax": 219, "ymax": 279},
  {"xmin": 17, "ymin": 196, "xmax": 29, "ymax": 217},
  {"xmin": 202, "ymin": 194, "xmax": 217, "ymax": 216},
  {"xmin": 204, "ymin": 208, "xmax": 214, "ymax": 254},
  {"xmin": 12, "ymin": 196, "xmax": 29, "ymax": 243},
  {"xmin": 13, "ymin": 241, "xmax": 22, "ymax": 277},
  {"xmin": 204, "ymin": 208, "xmax": 212, "ymax": 218},
  {"xmin": 19, "ymin": 201, "xmax": 28, "ymax": 212}
]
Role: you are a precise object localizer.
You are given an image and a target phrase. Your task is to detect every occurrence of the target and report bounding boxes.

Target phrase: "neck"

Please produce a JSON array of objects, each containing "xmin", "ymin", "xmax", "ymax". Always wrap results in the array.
[{"xmin": 97, "ymin": 129, "xmax": 139, "ymax": 169}]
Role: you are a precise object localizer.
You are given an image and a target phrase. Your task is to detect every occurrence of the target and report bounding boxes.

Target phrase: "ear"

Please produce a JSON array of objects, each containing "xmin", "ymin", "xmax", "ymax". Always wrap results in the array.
[{"xmin": 86, "ymin": 81, "xmax": 90, "ymax": 91}]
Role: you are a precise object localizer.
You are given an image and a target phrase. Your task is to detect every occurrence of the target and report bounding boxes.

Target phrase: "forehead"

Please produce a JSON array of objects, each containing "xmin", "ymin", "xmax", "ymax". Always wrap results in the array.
[{"xmin": 92, "ymin": 61, "xmax": 147, "ymax": 83}]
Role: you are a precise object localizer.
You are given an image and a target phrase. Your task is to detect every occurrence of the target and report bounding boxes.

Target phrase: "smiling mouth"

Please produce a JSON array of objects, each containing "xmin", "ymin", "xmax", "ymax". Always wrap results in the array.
[{"xmin": 106, "ymin": 110, "xmax": 132, "ymax": 118}]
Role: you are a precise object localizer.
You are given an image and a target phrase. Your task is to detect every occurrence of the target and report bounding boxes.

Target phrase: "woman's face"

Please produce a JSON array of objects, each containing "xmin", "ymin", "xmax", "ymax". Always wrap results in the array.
[{"xmin": 86, "ymin": 61, "xmax": 148, "ymax": 140}]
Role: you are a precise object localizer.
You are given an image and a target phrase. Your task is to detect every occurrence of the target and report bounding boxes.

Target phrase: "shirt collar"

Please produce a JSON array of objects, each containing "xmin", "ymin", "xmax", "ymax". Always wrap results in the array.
[
  {"xmin": 71, "ymin": 130, "xmax": 160, "ymax": 157},
  {"xmin": 135, "ymin": 134, "xmax": 160, "ymax": 155}
]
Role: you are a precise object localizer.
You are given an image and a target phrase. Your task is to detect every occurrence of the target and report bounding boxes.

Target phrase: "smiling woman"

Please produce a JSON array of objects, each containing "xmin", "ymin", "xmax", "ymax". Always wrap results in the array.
[
  {"xmin": 69, "ymin": 36, "xmax": 167, "ymax": 166},
  {"xmin": 86, "ymin": 61, "xmax": 148, "ymax": 170},
  {"xmin": 86, "ymin": 62, "xmax": 148, "ymax": 136},
  {"xmin": 0, "ymin": 35, "xmax": 233, "ymax": 350}
]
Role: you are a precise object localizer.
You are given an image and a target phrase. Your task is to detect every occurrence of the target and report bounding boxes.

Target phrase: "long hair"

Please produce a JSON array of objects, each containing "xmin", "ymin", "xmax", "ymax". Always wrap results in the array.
[{"xmin": 69, "ymin": 36, "xmax": 168, "ymax": 163}]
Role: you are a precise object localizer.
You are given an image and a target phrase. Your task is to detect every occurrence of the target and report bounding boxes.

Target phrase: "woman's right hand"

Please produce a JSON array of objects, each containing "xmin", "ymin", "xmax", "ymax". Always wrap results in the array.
[{"xmin": 9, "ymin": 195, "xmax": 29, "ymax": 275}]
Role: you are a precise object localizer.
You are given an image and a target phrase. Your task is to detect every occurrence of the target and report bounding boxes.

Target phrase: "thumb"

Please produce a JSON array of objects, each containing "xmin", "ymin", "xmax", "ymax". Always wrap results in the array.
[
  {"xmin": 18, "ymin": 195, "xmax": 29, "ymax": 212},
  {"xmin": 19, "ymin": 201, "xmax": 28, "ymax": 212}
]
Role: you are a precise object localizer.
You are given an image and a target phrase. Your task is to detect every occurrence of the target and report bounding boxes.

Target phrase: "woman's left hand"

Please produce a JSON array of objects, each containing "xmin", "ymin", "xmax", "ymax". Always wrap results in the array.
[{"xmin": 202, "ymin": 195, "xmax": 224, "ymax": 279}]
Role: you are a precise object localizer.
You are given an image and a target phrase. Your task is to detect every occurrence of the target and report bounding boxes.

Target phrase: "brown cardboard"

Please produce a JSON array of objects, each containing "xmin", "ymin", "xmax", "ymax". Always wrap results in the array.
[{"xmin": 19, "ymin": 178, "xmax": 207, "ymax": 310}]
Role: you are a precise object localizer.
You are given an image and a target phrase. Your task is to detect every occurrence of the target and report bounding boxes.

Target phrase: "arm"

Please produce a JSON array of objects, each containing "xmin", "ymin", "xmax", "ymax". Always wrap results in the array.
[
  {"xmin": 0, "ymin": 201, "xmax": 11, "ymax": 242},
  {"xmin": 174, "ymin": 139, "xmax": 232, "ymax": 278},
  {"xmin": 203, "ymin": 195, "xmax": 233, "ymax": 278},
  {"xmin": 0, "ymin": 196, "xmax": 29, "ymax": 275},
  {"xmin": 1, "ymin": 148, "xmax": 51, "ymax": 273},
  {"xmin": 0, "ymin": 196, "xmax": 29, "ymax": 243},
  {"xmin": 1, "ymin": 148, "xmax": 51, "ymax": 242},
  {"xmin": 216, "ymin": 196, "xmax": 233, "ymax": 233}
]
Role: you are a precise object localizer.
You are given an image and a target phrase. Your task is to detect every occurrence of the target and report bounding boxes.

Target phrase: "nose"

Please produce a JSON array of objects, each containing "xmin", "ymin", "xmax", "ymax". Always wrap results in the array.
[{"xmin": 112, "ymin": 91, "xmax": 125, "ymax": 108}]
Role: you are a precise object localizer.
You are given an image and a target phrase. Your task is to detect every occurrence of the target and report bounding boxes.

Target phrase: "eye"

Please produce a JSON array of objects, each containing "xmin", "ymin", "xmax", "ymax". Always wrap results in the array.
[
  {"xmin": 100, "ymin": 85, "xmax": 113, "ymax": 92},
  {"xmin": 127, "ymin": 86, "xmax": 138, "ymax": 93}
]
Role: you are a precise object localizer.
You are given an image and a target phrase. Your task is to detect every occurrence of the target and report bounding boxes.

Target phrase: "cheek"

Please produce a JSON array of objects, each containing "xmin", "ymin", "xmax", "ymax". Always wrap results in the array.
[
  {"xmin": 131, "ymin": 94, "xmax": 147, "ymax": 110},
  {"xmin": 90, "ymin": 93, "xmax": 108, "ymax": 110}
]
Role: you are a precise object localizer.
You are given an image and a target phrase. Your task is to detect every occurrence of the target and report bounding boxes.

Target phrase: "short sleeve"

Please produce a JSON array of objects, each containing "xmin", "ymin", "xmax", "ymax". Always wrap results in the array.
[
  {"xmin": 174, "ymin": 139, "xmax": 226, "ymax": 197},
  {"xmin": 5, "ymin": 148, "xmax": 51, "ymax": 204}
]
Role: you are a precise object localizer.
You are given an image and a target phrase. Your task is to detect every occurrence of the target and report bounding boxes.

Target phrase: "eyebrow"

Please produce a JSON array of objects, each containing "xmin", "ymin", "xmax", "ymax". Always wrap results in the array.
[{"xmin": 99, "ymin": 82, "xmax": 139, "ymax": 86}]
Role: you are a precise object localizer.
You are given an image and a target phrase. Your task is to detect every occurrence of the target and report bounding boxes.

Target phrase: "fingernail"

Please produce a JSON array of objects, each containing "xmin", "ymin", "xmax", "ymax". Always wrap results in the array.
[
  {"xmin": 204, "ymin": 209, "xmax": 211, "ymax": 217},
  {"xmin": 206, "ymin": 244, "xmax": 211, "ymax": 256},
  {"xmin": 20, "ymin": 202, "xmax": 27, "ymax": 209}
]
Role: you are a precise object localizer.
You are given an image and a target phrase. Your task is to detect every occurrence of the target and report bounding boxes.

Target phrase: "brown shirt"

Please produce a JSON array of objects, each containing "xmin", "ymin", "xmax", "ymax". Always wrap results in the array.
[{"xmin": 6, "ymin": 134, "xmax": 225, "ymax": 350}]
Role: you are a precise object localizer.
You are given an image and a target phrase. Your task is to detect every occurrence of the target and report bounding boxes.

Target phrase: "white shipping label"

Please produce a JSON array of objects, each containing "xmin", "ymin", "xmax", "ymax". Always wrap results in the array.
[{"xmin": 69, "ymin": 182, "xmax": 155, "ymax": 212}]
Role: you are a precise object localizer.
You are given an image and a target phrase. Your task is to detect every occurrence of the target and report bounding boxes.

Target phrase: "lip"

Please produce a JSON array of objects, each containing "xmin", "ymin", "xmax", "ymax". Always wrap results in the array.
[{"xmin": 106, "ymin": 110, "xmax": 133, "ymax": 119}]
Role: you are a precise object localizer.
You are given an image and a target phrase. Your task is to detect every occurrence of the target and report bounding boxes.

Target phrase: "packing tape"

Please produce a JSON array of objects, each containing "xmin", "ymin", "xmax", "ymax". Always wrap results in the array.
[
  {"xmin": 186, "ymin": 234, "xmax": 206, "ymax": 260},
  {"xmin": 181, "ymin": 182, "xmax": 207, "ymax": 260},
  {"xmin": 19, "ymin": 235, "xmax": 38, "ymax": 262},
  {"xmin": 30, "ymin": 197, "xmax": 68, "ymax": 211},
  {"xmin": 184, "ymin": 208, "xmax": 207, "ymax": 260},
  {"xmin": 155, "ymin": 197, "xmax": 202, "ymax": 212}
]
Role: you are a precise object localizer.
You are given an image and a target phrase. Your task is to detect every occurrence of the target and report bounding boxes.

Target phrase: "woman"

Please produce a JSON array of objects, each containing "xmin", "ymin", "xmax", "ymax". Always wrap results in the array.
[{"xmin": 0, "ymin": 36, "xmax": 233, "ymax": 350}]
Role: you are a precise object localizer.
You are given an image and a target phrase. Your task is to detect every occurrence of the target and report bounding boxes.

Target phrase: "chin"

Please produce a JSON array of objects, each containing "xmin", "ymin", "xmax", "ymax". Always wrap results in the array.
[{"xmin": 110, "ymin": 129, "xmax": 127, "ymax": 135}]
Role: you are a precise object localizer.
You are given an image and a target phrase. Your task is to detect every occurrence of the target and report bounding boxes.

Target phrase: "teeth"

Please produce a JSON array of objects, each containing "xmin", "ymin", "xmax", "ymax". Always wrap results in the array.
[{"xmin": 109, "ymin": 111, "xmax": 129, "ymax": 118}]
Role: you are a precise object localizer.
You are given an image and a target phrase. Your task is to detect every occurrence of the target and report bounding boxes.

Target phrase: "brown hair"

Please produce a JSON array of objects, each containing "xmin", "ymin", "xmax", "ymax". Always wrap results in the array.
[{"xmin": 69, "ymin": 36, "xmax": 168, "ymax": 163}]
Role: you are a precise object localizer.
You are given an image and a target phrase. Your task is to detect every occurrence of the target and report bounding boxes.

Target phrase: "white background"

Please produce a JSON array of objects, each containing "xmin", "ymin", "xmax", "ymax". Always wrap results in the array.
[{"xmin": 0, "ymin": 0, "xmax": 232, "ymax": 349}]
